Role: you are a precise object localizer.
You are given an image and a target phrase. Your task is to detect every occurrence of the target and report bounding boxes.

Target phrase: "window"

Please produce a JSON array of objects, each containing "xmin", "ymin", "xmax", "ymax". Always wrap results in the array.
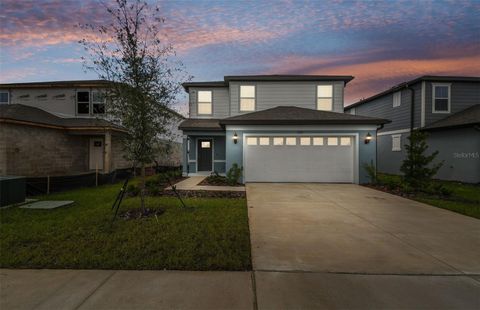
[
  {"xmin": 327, "ymin": 137, "xmax": 338, "ymax": 146},
  {"xmin": 393, "ymin": 91, "xmax": 401, "ymax": 107},
  {"xmin": 392, "ymin": 134, "xmax": 401, "ymax": 151},
  {"xmin": 313, "ymin": 137, "xmax": 323, "ymax": 146},
  {"xmin": 240, "ymin": 85, "xmax": 255, "ymax": 111},
  {"xmin": 197, "ymin": 91, "xmax": 212, "ymax": 115},
  {"xmin": 340, "ymin": 137, "xmax": 351, "ymax": 146},
  {"xmin": 285, "ymin": 137, "xmax": 296, "ymax": 145},
  {"xmin": 259, "ymin": 137, "xmax": 269, "ymax": 145},
  {"xmin": 246, "ymin": 137, "xmax": 257, "ymax": 145},
  {"xmin": 300, "ymin": 137, "xmax": 311, "ymax": 146},
  {"xmin": 273, "ymin": 137, "xmax": 284, "ymax": 145},
  {"xmin": 0, "ymin": 92, "xmax": 9, "ymax": 104},
  {"xmin": 92, "ymin": 91, "xmax": 106, "ymax": 114},
  {"xmin": 201, "ymin": 141, "xmax": 211, "ymax": 148},
  {"xmin": 432, "ymin": 84, "xmax": 450, "ymax": 113},
  {"xmin": 77, "ymin": 91, "xmax": 90, "ymax": 114},
  {"xmin": 317, "ymin": 85, "xmax": 333, "ymax": 111}
]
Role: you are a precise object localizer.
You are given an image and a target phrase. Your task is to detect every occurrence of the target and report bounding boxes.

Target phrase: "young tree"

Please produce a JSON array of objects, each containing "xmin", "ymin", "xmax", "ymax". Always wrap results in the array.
[
  {"xmin": 400, "ymin": 130, "xmax": 444, "ymax": 190},
  {"xmin": 79, "ymin": 0, "xmax": 190, "ymax": 213}
]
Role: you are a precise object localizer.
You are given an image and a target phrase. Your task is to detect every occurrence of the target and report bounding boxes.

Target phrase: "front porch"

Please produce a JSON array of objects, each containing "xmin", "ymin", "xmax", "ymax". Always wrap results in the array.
[{"xmin": 182, "ymin": 131, "xmax": 226, "ymax": 176}]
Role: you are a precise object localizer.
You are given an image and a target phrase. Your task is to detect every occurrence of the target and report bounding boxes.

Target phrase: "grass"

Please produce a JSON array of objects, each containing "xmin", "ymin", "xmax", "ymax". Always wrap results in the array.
[
  {"xmin": 376, "ymin": 173, "xmax": 480, "ymax": 219},
  {"xmin": 0, "ymin": 181, "xmax": 251, "ymax": 270}
]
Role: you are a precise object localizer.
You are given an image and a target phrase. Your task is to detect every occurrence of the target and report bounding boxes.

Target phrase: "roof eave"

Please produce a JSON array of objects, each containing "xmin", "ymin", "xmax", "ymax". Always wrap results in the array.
[{"xmin": 220, "ymin": 119, "xmax": 389, "ymax": 125}]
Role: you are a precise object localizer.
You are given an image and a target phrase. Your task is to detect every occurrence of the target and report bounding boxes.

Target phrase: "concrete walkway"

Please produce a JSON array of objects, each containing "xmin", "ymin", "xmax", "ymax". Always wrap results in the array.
[
  {"xmin": 248, "ymin": 183, "xmax": 480, "ymax": 309},
  {"xmin": 168, "ymin": 176, "xmax": 245, "ymax": 192},
  {"xmin": 0, "ymin": 269, "xmax": 253, "ymax": 310}
]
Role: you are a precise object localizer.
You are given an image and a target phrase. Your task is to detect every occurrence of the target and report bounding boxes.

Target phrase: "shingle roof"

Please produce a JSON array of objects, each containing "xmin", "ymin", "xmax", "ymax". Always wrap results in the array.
[
  {"xmin": 219, "ymin": 106, "xmax": 390, "ymax": 125},
  {"xmin": 422, "ymin": 104, "xmax": 480, "ymax": 131},
  {"xmin": 345, "ymin": 75, "xmax": 480, "ymax": 110},
  {"xmin": 0, "ymin": 104, "xmax": 125, "ymax": 131},
  {"xmin": 178, "ymin": 119, "xmax": 223, "ymax": 131},
  {"xmin": 0, "ymin": 80, "xmax": 110, "ymax": 89}
]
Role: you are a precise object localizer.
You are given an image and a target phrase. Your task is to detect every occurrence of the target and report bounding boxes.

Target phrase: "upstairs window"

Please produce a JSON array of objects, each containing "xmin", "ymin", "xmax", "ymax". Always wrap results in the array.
[
  {"xmin": 393, "ymin": 91, "xmax": 401, "ymax": 107},
  {"xmin": 0, "ymin": 92, "xmax": 9, "ymax": 104},
  {"xmin": 197, "ymin": 90, "xmax": 212, "ymax": 115},
  {"xmin": 92, "ymin": 91, "xmax": 106, "ymax": 114},
  {"xmin": 76, "ymin": 91, "xmax": 90, "ymax": 114},
  {"xmin": 317, "ymin": 85, "xmax": 333, "ymax": 111},
  {"xmin": 432, "ymin": 83, "xmax": 450, "ymax": 113},
  {"xmin": 240, "ymin": 85, "xmax": 255, "ymax": 111}
]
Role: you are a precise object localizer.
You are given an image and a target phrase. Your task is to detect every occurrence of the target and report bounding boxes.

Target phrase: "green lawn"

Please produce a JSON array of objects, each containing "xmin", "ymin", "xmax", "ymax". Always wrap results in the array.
[
  {"xmin": 377, "ymin": 174, "xmax": 480, "ymax": 219},
  {"xmin": 0, "ymin": 181, "xmax": 251, "ymax": 270}
]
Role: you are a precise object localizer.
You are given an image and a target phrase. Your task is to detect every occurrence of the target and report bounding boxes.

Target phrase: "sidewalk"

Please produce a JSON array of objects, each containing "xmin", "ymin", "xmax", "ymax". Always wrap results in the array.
[
  {"xmin": 168, "ymin": 176, "xmax": 246, "ymax": 192},
  {"xmin": 0, "ymin": 269, "xmax": 253, "ymax": 310}
]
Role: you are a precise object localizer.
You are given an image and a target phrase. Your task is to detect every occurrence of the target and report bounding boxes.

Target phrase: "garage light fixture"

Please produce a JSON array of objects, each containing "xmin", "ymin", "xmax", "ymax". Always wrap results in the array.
[
  {"xmin": 365, "ymin": 132, "xmax": 372, "ymax": 144},
  {"xmin": 233, "ymin": 132, "xmax": 239, "ymax": 144}
]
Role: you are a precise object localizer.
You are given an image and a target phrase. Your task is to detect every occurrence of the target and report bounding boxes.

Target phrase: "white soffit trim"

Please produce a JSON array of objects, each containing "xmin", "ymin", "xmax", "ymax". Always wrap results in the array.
[
  {"xmin": 377, "ymin": 128, "xmax": 417, "ymax": 136},
  {"xmin": 421, "ymin": 81, "xmax": 426, "ymax": 127},
  {"xmin": 225, "ymin": 125, "xmax": 377, "ymax": 131}
]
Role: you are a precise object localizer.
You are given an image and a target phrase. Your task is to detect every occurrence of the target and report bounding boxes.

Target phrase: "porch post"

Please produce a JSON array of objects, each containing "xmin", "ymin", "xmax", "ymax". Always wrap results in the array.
[{"xmin": 104, "ymin": 130, "xmax": 112, "ymax": 173}]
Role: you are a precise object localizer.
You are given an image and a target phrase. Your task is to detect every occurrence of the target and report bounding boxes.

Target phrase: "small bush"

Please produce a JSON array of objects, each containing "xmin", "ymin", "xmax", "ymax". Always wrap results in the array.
[
  {"xmin": 362, "ymin": 162, "xmax": 377, "ymax": 184},
  {"xmin": 126, "ymin": 184, "xmax": 140, "ymax": 196},
  {"xmin": 226, "ymin": 164, "xmax": 243, "ymax": 186}
]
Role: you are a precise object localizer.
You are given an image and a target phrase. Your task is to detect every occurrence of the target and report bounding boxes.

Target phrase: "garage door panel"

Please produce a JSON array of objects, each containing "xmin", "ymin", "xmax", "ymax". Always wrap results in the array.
[{"xmin": 245, "ymin": 136, "xmax": 354, "ymax": 183}]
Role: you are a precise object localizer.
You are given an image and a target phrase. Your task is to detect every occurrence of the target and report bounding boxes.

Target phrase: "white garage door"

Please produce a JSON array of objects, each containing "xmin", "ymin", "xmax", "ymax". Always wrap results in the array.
[{"xmin": 244, "ymin": 135, "xmax": 355, "ymax": 183}]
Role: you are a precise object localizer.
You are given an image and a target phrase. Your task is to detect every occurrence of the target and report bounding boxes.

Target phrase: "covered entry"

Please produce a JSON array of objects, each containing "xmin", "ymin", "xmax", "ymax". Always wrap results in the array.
[{"xmin": 244, "ymin": 135, "xmax": 356, "ymax": 183}]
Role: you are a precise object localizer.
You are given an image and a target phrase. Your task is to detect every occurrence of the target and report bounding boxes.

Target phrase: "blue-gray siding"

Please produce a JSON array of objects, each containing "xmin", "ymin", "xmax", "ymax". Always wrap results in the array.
[
  {"xmin": 188, "ymin": 87, "xmax": 229, "ymax": 118},
  {"xmin": 228, "ymin": 81, "xmax": 345, "ymax": 116}
]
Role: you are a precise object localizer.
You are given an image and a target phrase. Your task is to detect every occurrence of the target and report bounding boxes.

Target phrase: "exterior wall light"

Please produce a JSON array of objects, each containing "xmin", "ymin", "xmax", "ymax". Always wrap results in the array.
[
  {"xmin": 233, "ymin": 132, "xmax": 239, "ymax": 144},
  {"xmin": 365, "ymin": 132, "xmax": 372, "ymax": 144}
]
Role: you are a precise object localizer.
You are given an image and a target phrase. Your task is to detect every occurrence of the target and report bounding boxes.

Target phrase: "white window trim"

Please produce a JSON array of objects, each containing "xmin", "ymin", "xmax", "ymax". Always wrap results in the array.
[
  {"xmin": 393, "ymin": 91, "xmax": 401, "ymax": 108},
  {"xmin": 0, "ymin": 91, "xmax": 10, "ymax": 104},
  {"xmin": 392, "ymin": 134, "xmax": 402, "ymax": 152},
  {"xmin": 316, "ymin": 84, "xmax": 334, "ymax": 111},
  {"xmin": 239, "ymin": 85, "xmax": 256, "ymax": 112},
  {"xmin": 197, "ymin": 90, "xmax": 213, "ymax": 115},
  {"xmin": 432, "ymin": 83, "xmax": 451, "ymax": 114}
]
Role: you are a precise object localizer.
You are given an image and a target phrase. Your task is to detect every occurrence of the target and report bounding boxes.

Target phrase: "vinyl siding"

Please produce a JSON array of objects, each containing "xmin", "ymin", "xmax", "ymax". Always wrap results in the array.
[
  {"xmin": 188, "ymin": 87, "xmax": 229, "ymax": 118},
  {"xmin": 229, "ymin": 81, "xmax": 345, "ymax": 116},
  {"xmin": 353, "ymin": 87, "xmax": 415, "ymax": 132},
  {"xmin": 377, "ymin": 133, "xmax": 408, "ymax": 174},
  {"xmin": 424, "ymin": 81, "xmax": 480, "ymax": 126}
]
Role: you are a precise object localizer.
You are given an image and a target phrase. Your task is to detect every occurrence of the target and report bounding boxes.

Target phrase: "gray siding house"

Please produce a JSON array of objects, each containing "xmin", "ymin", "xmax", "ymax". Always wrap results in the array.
[
  {"xmin": 345, "ymin": 76, "xmax": 480, "ymax": 183},
  {"xmin": 179, "ymin": 75, "xmax": 389, "ymax": 184}
]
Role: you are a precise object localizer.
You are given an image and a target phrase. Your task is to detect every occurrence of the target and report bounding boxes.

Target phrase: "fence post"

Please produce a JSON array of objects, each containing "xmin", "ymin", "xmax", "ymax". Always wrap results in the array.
[{"xmin": 47, "ymin": 175, "xmax": 50, "ymax": 195}]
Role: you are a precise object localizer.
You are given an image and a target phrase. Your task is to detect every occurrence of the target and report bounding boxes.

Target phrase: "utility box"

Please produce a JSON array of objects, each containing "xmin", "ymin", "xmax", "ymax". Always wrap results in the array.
[{"xmin": 0, "ymin": 176, "xmax": 26, "ymax": 207}]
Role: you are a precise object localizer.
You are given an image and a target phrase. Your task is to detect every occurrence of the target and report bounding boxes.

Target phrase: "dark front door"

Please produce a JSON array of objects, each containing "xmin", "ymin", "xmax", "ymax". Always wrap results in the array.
[{"xmin": 197, "ymin": 139, "xmax": 213, "ymax": 172}]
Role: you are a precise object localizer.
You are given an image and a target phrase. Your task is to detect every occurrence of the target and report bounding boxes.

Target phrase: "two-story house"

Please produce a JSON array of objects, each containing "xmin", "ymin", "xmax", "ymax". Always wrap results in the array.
[
  {"xmin": 0, "ymin": 80, "xmax": 183, "ymax": 177},
  {"xmin": 179, "ymin": 75, "xmax": 389, "ymax": 184},
  {"xmin": 345, "ymin": 76, "xmax": 480, "ymax": 183}
]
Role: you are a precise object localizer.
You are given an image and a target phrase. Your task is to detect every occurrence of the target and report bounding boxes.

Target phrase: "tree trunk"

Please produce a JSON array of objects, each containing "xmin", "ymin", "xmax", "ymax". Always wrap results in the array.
[{"xmin": 140, "ymin": 163, "xmax": 146, "ymax": 214}]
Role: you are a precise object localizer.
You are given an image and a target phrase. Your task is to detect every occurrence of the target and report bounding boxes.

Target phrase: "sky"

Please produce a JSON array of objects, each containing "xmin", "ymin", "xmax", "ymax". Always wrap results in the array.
[{"xmin": 1, "ymin": 0, "xmax": 479, "ymax": 112}]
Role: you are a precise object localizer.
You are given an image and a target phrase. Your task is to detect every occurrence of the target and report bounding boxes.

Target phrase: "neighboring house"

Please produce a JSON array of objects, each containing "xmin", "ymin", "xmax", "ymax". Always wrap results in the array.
[
  {"xmin": 179, "ymin": 75, "xmax": 389, "ymax": 184},
  {"xmin": 345, "ymin": 76, "xmax": 480, "ymax": 183},
  {"xmin": 0, "ymin": 80, "xmax": 183, "ymax": 177}
]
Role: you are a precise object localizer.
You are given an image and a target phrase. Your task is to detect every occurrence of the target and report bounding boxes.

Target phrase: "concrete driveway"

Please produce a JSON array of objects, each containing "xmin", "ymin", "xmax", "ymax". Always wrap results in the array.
[{"xmin": 247, "ymin": 183, "xmax": 480, "ymax": 308}]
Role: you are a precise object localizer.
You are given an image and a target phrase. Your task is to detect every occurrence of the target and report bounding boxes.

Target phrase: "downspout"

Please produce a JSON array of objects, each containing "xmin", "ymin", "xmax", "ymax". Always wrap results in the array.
[
  {"xmin": 186, "ymin": 136, "xmax": 190, "ymax": 176},
  {"xmin": 375, "ymin": 124, "xmax": 384, "ymax": 180},
  {"xmin": 406, "ymin": 84, "xmax": 415, "ymax": 177}
]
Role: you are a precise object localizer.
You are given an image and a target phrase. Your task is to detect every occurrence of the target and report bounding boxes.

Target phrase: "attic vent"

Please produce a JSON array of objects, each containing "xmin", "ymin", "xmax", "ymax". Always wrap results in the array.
[
  {"xmin": 36, "ymin": 94, "xmax": 48, "ymax": 100},
  {"xmin": 54, "ymin": 94, "xmax": 66, "ymax": 100},
  {"xmin": 19, "ymin": 94, "xmax": 30, "ymax": 99}
]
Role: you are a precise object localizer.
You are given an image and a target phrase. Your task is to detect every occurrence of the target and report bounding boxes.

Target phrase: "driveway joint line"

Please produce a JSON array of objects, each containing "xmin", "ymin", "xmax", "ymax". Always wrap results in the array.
[
  {"xmin": 73, "ymin": 270, "xmax": 116, "ymax": 310},
  {"xmin": 31, "ymin": 270, "xmax": 79, "ymax": 310},
  {"xmin": 254, "ymin": 269, "xmax": 478, "ymax": 276},
  {"xmin": 319, "ymin": 189, "xmax": 466, "ymax": 275}
]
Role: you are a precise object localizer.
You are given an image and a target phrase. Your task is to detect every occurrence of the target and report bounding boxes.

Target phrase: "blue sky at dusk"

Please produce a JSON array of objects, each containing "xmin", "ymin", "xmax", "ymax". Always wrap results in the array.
[{"xmin": 1, "ymin": 0, "xmax": 479, "ymax": 111}]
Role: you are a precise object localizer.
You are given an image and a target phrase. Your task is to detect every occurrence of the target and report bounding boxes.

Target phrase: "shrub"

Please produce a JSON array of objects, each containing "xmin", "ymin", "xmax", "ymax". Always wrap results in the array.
[
  {"xmin": 226, "ymin": 163, "xmax": 243, "ymax": 186},
  {"xmin": 126, "ymin": 184, "xmax": 140, "ymax": 196},
  {"xmin": 400, "ymin": 130, "xmax": 444, "ymax": 190},
  {"xmin": 362, "ymin": 161, "xmax": 377, "ymax": 184}
]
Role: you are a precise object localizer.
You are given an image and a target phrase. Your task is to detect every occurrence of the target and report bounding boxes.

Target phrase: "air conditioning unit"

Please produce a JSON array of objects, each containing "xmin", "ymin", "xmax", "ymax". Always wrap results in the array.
[{"xmin": 0, "ymin": 176, "xmax": 26, "ymax": 207}]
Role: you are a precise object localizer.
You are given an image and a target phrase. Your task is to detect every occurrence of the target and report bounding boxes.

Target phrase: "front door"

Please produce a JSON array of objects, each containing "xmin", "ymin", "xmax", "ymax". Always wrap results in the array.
[
  {"xmin": 89, "ymin": 138, "xmax": 104, "ymax": 170},
  {"xmin": 197, "ymin": 139, "xmax": 213, "ymax": 172}
]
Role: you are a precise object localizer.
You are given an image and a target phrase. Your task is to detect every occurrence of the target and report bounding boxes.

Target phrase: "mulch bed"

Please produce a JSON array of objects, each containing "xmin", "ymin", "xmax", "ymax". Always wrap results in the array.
[
  {"xmin": 120, "ymin": 207, "xmax": 165, "ymax": 220},
  {"xmin": 159, "ymin": 189, "xmax": 245, "ymax": 199},
  {"xmin": 198, "ymin": 176, "xmax": 243, "ymax": 187}
]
